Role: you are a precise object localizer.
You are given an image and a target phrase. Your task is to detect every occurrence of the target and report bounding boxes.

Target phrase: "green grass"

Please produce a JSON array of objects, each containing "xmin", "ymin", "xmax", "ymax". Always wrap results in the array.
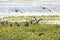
[
  {"xmin": 0, "ymin": 16, "xmax": 60, "ymax": 40},
  {"xmin": 0, "ymin": 23, "xmax": 60, "ymax": 40}
]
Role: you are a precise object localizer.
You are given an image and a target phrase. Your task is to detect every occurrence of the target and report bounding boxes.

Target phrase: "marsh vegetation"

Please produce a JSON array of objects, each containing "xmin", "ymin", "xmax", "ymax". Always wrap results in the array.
[{"xmin": 0, "ymin": 16, "xmax": 60, "ymax": 40}]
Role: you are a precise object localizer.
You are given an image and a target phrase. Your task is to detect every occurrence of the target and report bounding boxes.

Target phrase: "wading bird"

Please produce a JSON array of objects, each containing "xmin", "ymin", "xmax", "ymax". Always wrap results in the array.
[
  {"xmin": 15, "ymin": 9, "xmax": 23, "ymax": 13},
  {"xmin": 25, "ymin": 21, "xmax": 29, "ymax": 27},
  {"xmin": 33, "ymin": 17, "xmax": 43, "ymax": 24},
  {"xmin": 5, "ymin": 21, "xmax": 8, "ymax": 24},
  {"xmin": 15, "ymin": 22, "xmax": 20, "ymax": 27},
  {"xmin": 40, "ymin": 6, "xmax": 52, "ymax": 12},
  {"xmin": 1, "ymin": 21, "xmax": 4, "ymax": 25},
  {"xmin": 10, "ymin": 24, "xmax": 12, "ymax": 27}
]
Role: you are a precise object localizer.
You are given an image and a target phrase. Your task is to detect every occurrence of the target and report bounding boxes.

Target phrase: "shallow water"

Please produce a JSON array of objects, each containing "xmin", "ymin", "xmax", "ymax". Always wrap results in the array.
[{"xmin": 0, "ymin": 12, "xmax": 60, "ymax": 17}]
